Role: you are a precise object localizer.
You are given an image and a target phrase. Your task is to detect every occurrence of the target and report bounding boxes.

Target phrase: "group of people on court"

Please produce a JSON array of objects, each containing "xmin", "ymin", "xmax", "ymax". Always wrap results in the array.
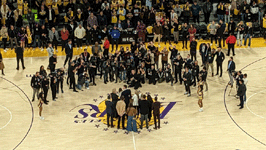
[{"xmin": 105, "ymin": 85, "xmax": 161, "ymax": 131}]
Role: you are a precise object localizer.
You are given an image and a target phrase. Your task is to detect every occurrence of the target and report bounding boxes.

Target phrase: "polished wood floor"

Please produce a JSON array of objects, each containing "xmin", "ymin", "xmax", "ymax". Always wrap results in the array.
[{"xmin": 0, "ymin": 46, "xmax": 266, "ymax": 150}]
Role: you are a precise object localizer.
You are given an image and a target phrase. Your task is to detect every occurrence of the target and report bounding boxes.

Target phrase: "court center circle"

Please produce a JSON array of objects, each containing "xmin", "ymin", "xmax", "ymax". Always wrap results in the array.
[{"xmin": 0, "ymin": 105, "xmax": 12, "ymax": 130}]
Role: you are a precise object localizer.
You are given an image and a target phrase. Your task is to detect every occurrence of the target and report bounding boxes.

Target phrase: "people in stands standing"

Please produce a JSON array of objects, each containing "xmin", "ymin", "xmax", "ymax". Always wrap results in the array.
[
  {"xmin": 217, "ymin": 2, "xmax": 225, "ymax": 22},
  {"xmin": 109, "ymin": 26, "xmax": 120, "ymax": 52},
  {"xmin": 8, "ymin": 25, "xmax": 18, "ymax": 50},
  {"xmin": 74, "ymin": 24, "xmax": 86, "ymax": 50},
  {"xmin": 203, "ymin": 0, "xmax": 212, "ymax": 24},
  {"xmin": 49, "ymin": 27, "xmax": 59, "ymax": 52},
  {"xmin": 153, "ymin": 22, "xmax": 163, "ymax": 47},
  {"xmin": 236, "ymin": 21, "xmax": 245, "ymax": 46},
  {"xmin": 244, "ymin": 22, "xmax": 253, "ymax": 48},
  {"xmin": 61, "ymin": 27, "xmax": 69, "ymax": 52},
  {"xmin": 191, "ymin": 1, "xmax": 201, "ymax": 24}
]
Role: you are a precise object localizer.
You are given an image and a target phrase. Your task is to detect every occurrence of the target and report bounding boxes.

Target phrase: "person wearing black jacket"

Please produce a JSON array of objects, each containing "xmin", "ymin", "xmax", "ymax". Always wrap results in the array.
[
  {"xmin": 64, "ymin": 40, "xmax": 73, "ymax": 67},
  {"xmin": 173, "ymin": 19, "xmax": 179, "ymax": 44},
  {"xmin": 148, "ymin": 65, "xmax": 156, "ymax": 85},
  {"xmin": 85, "ymin": 26, "xmax": 92, "ymax": 46},
  {"xmin": 199, "ymin": 43, "xmax": 207, "ymax": 66},
  {"xmin": 31, "ymin": 72, "xmax": 41, "ymax": 102},
  {"xmin": 163, "ymin": 20, "xmax": 171, "ymax": 45},
  {"xmin": 67, "ymin": 21, "xmax": 76, "ymax": 47},
  {"xmin": 40, "ymin": 25, "xmax": 48, "ymax": 50},
  {"xmin": 227, "ymin": 57, "xmax": 235, "ymax": 86},
  {"xmin": 130, "ymin": 41, "xmax": 137, "ymax": 54},
  {"xmin": 49, "ymin": 73, "xmax": 57, "ymax": 101},
  {"xmin": 97, "ymin": 11, "xmax": 107, "ymax": 28},
  {"xmin": 121, "ymin": 85, "xmax": 131, "ymax": 109},
  {"xmin": 240, "ymin": 1, "xmax": 250, "ymax": 21},
  {"xmin": 203, "ymin": 0, "xmax": 213, "ymax": 24},
  {"xmin": 173, "ymin": 55, "xmax": 183, "ymax": 84},
  {"xmin": 245, "ymin": 9, "xmax": 252, "ymax": 22},
  {"xmin": 8, "ymin": 25, "xmax": 18, "ymax": 50},
  {"xmin": 190, "ymin": 38, "xmax": 197, "ymax": 61},
  {"xmin": 228, "ymin": 19, "xmax": 236, "ymax": 35},
  {"xmin": 47, "ymin": 5, "xmax": 55, "ymax": 28},
  {"xmin": 42, "ymin": 76, "xmax": 49, "ymax": 104},
  {"xmin": 237, "ymin": 80, "xmax": 246, "ymax": 109},
  {"xmin": 183, "ymin": 67, "xmax": 192, "ymax": 97},
  {"xmin": 199, "ymin": 66, "xmax": 208, "ymax": 91},
  {"xmin": 56, "ymin": 68, "xmax": 65, "ymax": 93},
  {"xmin": 15, "ymin": 45, "xmax": 25, "ymax": 70},
  {"xmin": 103, "ymin": 59, "xmax": 111, "ymax": 84},
  {"xmin": 244, "ymin": 23, "xmax": 253, "ymax": 47},
  {"xmin": 90, "ymin": 53, "xmax": 98, "ymax": 86},
  {"xmin": 91, "ymin": 25, "xmax": 100, "ymax": 44},
  {"xmin": 33, "ymin": 23, "xmax": 41, "ymax": 49},
  {"xmin": 217, "ymin": 2, "xmax": 225, "ymax": 22},
  {"xmin": 216, "ymin": 24, "xmax": 224, "ymax": 48},
  {"xmin": 139, "ymin": 95, "xmax": 150, "ymax": 129},
  {"xmin": 69, "ymin": 62, "xmax": 78, "ymax": 92},
  {"xmin": 169, "ymin": 45, "xmax": 178, "ymax": 72},
  {"xmin": 181, "ymin": 23, "xmax": 189, "ymax": 49},
  {"xmin": 192, "ymin": 61, "xmax": 199, "ymax": 86},
  {"xmin": 49, "ymin": 54, "xmax": 57, "ymax": 73},
  {"xmin": 215, "ymin": 47, "xmax": 225, "ymax": 77}
]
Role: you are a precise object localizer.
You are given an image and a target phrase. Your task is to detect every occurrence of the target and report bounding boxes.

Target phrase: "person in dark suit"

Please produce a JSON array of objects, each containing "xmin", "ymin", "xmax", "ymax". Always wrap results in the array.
[
  {"xmin": 15, "ymin": 45, "xmax": 25, "ymax": 70},
  {"xmin": 64, "ymin": 39, "xmax": 73, "ymax": 67},
  {"xmin": 69, "ymin": 62, "xmax": 78, "ymax": 92},
  {"xmin": 152, "ymin": 96, "xmax": 161, "ymax": 130},
  {"xmin": 111, "ymin": 88, "xmax": 119, "ymax": 118},
  {"xmin": 237, "ymin": 80, "xmax": 246, "ymax": 109},
  {"xmin": 183, "ymin": 67, "xmax": 192, "ymax": 97},
  {"xmin": 105, "ymin": 95, "xmax": 114, "ymax": 127},
  {"xmin": 49, "ymin": 54, "xmax": 57, "ymax": 73},
  {"xmin": 190, "ymin": 38, "xmax": 197, "ymax": 61},
  {"xmin": 199, "ymin": 43, "xmax": 207, "ymax": 66},
  {"xmin": 227, "ymin": 57, "xmax": 235, "ymax": 86},
  {"xmin": 121, "ymin": 85, "xmax": 131, "ymax": 109},
  {"xmin": 215, "ymin": 47, "xmax": 225, "ymax": 77}
]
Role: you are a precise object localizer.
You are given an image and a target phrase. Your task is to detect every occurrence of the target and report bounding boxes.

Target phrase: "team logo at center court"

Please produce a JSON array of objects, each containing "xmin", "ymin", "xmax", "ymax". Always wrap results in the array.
[{"xmin": 69, "ymin": 95, "xmax": 181, "ymax": 133}]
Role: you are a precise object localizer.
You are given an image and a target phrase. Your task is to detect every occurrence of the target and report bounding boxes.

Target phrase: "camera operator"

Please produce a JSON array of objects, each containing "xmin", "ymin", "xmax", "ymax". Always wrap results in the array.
[
  {"xmin": 49, "ymin": 72, "xmax": 58, "ymax": 101},
  {"xmin": 173, "ymin": 55, "xmax": 183, "ymax": 84},
  {"xmin": 56, "ymin": 68, "xmax": 65, "ymax": 94},
  {"xmin": 237, "ymin": 80, "xmax": 246, "ymax": 109},
  {"xmin": 77, "ymin": 72, "xmax": 90, "ymax": 90},
  {"xmin": 227, "ymin": 57, "xmax": 235, "ymax": 87},
  {"xmin": 235, "ymin": 71, "xmax": 243, "ymax": 96},
  {"xmin": 90, "ymin": 53, "xmax": 98, "ymax": 86},
  {"xmin": 69, "ymin": 62, "xmax": 79, "ymax": 92},
  {"xmin": 31, "ymin": 72, "xmax": 41, "ymax": 102}
]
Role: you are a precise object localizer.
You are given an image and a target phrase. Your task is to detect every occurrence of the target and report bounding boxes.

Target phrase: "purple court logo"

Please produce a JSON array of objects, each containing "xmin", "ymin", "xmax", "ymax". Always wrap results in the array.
[{"xmin": 69, "ymin": 95, "xmax": 181, "ymax": 133}]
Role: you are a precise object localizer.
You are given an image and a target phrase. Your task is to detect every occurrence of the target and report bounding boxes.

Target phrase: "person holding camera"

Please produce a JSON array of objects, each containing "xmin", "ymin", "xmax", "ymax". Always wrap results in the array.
[
  {"xmin": 183, "ymin": 67, "xmax": 192, "ymax": 97},
  {"xmin": 76, "ymin": 72, "xmax": 90, "ymax": 90},
  {"xmin": 165, "ymin": 64, "xmax": 173, "ymax": 86},
  {"xmin": 31, "ymin": 72, "xmax": 41, "ymax": 102},
  {"xmin": 227, "ymin": 57, "xmax": 235, "ymax": 87}
]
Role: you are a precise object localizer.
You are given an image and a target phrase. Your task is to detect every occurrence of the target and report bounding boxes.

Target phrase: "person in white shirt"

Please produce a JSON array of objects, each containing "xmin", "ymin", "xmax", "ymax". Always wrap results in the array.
[
  {"xmin": 74, "ymin": 24, "xmax": 86, "ymax": 50},
  {"xmin": 132, "ymin": 90, "xmax": 139, "ymax": 109},
  {"xmin": 243, "ymin": 73, "xmax": 248, "ymax": 102}
]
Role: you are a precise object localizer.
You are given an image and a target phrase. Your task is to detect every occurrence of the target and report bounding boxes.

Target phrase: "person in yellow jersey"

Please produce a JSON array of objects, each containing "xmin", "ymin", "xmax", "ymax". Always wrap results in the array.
[
  {"xmin": 26, "ymin": 25, "xmax": 33, "ymax": 49},
  {"xmin": 23, "ymin": 0, "xmax": 29, "ymax": 15},
  {"xmin": 111, "ymin": 10, "xmax": 118, "ymax": 25},
  {"xmin": 117, "ymin": 6, "xmax": 126, "ymax": 22}
]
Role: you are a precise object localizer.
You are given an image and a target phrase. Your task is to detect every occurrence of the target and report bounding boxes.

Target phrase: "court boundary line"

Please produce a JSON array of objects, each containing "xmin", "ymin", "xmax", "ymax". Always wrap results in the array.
[
  {"xmin": 223, "ymin": 57, "xmax": 266, "ymax": 146},
  {"xmin": 246, "ymin": 90, "xmax": 266, "ymax": 119},
  {"xmin": 0, "ymin": 105, "xmax": 12, "ymax": 129},
  {"xmin": 0, "ymin": 77, "xmax": 34, "ymax": 150},
  {"xmin": 132, "ymin": 132, "xmax": 137, "ymax": 150}
]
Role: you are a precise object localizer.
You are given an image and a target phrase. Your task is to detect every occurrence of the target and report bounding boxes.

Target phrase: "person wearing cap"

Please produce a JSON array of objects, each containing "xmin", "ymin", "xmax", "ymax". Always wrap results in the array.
[
  {"xmin": 74, "ymin": 24, "xmax": 86, "ymax": 50},
  {"xmin": 109, "ymin": 25, "xmax": 120, "ymax": 52}
]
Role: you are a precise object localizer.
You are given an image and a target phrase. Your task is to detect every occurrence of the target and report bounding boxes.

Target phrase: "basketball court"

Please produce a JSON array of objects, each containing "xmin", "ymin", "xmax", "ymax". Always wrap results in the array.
[{"xmin": 0, "ymin": 45, "xmax": 266, "ymax": 150}]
